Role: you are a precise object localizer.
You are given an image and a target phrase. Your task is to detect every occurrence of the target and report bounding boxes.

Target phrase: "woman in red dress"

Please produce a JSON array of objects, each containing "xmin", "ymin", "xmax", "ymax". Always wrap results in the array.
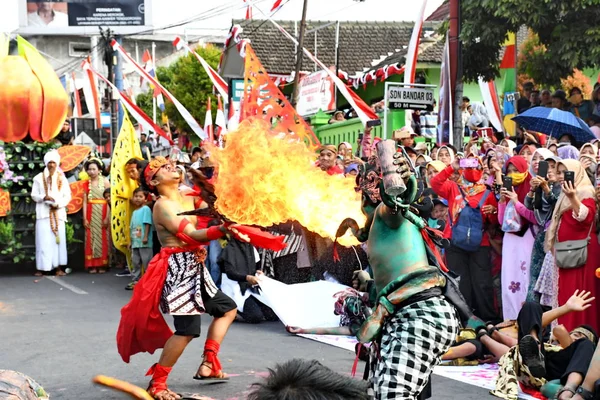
[{"xmin": 546, "ymin": 159, "xmax": 599, "ymax": 332}]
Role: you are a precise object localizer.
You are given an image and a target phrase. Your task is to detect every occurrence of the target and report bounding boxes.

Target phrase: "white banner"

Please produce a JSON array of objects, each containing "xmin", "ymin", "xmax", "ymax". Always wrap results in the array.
[{"xmin": 295, "ymin": 70, "xmax": 336, "ymax": 117}]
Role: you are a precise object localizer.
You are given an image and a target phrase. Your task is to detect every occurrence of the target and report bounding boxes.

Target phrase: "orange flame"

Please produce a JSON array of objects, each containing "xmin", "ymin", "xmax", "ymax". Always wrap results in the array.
[{"xmin": 210, "ymin": 118, "xmax": 365, "ymax": 246}]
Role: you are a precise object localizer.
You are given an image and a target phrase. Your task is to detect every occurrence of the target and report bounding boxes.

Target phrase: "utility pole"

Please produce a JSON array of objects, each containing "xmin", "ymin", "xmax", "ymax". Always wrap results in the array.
[
  {"xmin": 290, "ymin": 0, "xmax": 308, "ymax": 108},
  {"xmin": 449, "ymin": 0, "xmax": 463, "ymax": 149},
  {"xmin": 101, "ymin": 28, "xmax": 118, "ymax": 153}
]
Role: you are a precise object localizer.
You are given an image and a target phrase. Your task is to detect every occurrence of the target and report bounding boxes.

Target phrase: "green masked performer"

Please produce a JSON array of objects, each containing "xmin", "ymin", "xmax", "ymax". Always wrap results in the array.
[{"xmin": 337, "ymin": 140, "xmax": 477, "ymax": 400}]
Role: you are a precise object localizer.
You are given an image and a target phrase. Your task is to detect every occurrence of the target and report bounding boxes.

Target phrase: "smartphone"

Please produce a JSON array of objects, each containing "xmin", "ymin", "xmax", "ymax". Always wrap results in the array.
[
  {"xmin": 471, "ymin": 131, "xmax": 479, "ymax": 139},
  {"xmin": 564, "ymin": 171, "xmax": 575, "ymax": 187},
  {"xmin": 459, "ymin": 158, "xmax": 479, "ymax": 169},
  {"xmin": 537, "ymin": 160, "xmax": 549, "ymax": 179},
  {"xmin": 358, "ymin": 133, "xmax": 364, "ymax": 140},
  {"xmin": 503, "ymin": 176, "xmax": 513, "ymax": 192}
]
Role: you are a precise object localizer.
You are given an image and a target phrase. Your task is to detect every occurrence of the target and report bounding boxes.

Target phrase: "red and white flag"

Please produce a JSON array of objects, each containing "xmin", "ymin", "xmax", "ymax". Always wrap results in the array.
[
  {"xmin": 270, "ymin": 0, "xmax": 283, "ymax": 12},
  {"xmin": 478, "ymin": 77, "xmax": 503, "ymax": 132},
  {"xmin": 267, "ymin": 19, "xmax": 380, "ymax": 127},
  {"xmin": 81, "ymin": 56, "xmax": 102, "ymax": 128},
  {"xmin": 71, "ymin": 72, "xmax": 82, "ymax": 118},
  {"xmin": 215, "ymin": 95, "xmax": 227, "ymax": 145},
  {"xmin": 204, "ymin": 98, "xmax": 214, "ymax": 144},
  {"xmin": 404, "ymin": 0, "xmax": 427, "ymax": 85},
  {"xmin": 82, "ymin": 59, "xmax": 173, "ymax": 144},
  {"xmin": 172, "ymin": 37, "xmax": 229, "ymax": 103},
  {"xmin": 111, "ymin": 39, "xmax": 206, "ymax": 140}
]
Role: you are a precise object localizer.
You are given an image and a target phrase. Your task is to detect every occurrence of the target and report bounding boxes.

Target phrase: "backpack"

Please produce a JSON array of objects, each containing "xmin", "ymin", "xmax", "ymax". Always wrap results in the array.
[{"xmin": 450, "ymin": 187, "xmax": 491, "ymax": 252}]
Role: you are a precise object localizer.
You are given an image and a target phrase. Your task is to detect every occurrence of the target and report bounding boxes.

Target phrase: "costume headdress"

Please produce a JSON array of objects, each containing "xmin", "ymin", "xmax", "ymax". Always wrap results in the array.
[
  {"xmin": 356, "ymin": 155, "xmax": 382, "ymax": 205},
  {"xmin": 144, "ymin": 156, "xmax": 170, "ymax": 190}
]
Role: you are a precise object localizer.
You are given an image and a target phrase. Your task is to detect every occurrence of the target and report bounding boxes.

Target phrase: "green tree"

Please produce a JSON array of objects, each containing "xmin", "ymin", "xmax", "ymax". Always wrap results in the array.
[
  {"xmin": 461, "ymin": 1, "xmax": 600, "ymax": 86},
  {"xmin": 135, "ymin": 44, "xmax": 222, "ymax": 139}
]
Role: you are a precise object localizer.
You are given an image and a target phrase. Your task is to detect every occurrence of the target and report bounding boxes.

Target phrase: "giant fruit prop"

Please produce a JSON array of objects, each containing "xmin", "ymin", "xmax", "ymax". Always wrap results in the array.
[{"xmin": 0, "ymin": 35, "xmax": 68, "ymax": 143}]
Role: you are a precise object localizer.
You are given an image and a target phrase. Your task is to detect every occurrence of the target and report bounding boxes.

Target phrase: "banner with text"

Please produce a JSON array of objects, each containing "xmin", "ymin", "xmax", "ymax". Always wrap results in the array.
[{"xmin": 295, "ymin": 70, "xmax": 336, "ymax": 117}]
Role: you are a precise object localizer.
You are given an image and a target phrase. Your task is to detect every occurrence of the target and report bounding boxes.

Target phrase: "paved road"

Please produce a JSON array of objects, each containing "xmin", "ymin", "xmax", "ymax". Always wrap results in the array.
[{"xmin": 0, "ymin": 271, "xmax": 492, "ymax": 399}]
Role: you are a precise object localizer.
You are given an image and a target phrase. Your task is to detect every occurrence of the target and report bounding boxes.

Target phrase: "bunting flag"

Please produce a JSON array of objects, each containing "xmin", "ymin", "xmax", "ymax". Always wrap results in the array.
[
  {"xmin": 244, "ymin": 0, "xmax": 252, "ymax": 19},
  {"xmin": 266, "ymin": 19, "xmax": 380, "ymax": 127},
  {"xmin": 82, "ymin": 60, "xmax": 173, "ymax": 145},
  {"xmin": 500, "ymin": 32, "xmax": 517, "ymax": 95},
  {"xmin": 478, "ymin": 77, "xmax": 504, "ymax": 132},
  {"xmin": 71, "ymin": 72, "xmax": 82, "ymax": 118},
  {"xmin": 404, "ymin": 0, "xmax": 427, "ymax": 85},
  {"xmin": 141, "ymin": 49, "xmax": 165, "ymax": 111},
  {"xmin": 215, "ymin": 95, "xmax": 227, "ymax": 146},
  {"xmin": 172, "ymin": 37, "xmax": 229, "ymax": 103},
  {"xmin": 111, "ymin": 39, "xmax": 206, "ymax": 140},
  {"xmin": 228, "ymin": 97, "xmax": 240, "ymax": 132},
  {"xmin": 204, "ymin": 98, "xmax": 214, "ymax": 144},
  {"xmin": 82, "ymin": 56, "xmax": 102, "ymax": 128},
  {"xmin": 270, "ymin": 0, "xmax": 283, "ymax": 12},
  {"xmin": 437, "ymin": 35, "xmax": 452, "ymax": 144},
  {"xmin": 242, "ymin": 44, "xmax": 321, "ymax": 149}
]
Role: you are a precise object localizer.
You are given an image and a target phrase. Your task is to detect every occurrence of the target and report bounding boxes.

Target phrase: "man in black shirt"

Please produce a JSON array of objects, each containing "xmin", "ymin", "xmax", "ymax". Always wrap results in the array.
[
  {"xmin": 54, "ymin": 119, "xmax": 74, "ymax": 146},
  {"xmin": 517, "ymin": 82, "xmax": 534, "ymax": 114}
]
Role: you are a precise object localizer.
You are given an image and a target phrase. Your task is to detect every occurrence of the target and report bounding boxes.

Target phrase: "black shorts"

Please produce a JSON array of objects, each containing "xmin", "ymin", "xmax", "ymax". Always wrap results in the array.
[{"xmin": 173, "ymin": 290, "xmax": 236, "ymax": 337}]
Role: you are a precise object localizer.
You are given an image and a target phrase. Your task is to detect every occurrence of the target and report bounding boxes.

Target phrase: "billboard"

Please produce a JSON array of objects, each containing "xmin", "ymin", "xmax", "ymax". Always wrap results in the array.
[
  {"xmin": 295, "ymin": 70, "xmax": 336, "ymax": 117},
  {"xmin": 20, "ymin": 0, "xmax": 151, "ymax": 34}
]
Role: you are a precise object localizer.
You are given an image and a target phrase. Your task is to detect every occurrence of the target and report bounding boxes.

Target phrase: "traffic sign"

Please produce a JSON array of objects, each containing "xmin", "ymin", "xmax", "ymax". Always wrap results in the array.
[{"xmin": 387, "ymin": 87, "xmax": 435, "ymax": 110}]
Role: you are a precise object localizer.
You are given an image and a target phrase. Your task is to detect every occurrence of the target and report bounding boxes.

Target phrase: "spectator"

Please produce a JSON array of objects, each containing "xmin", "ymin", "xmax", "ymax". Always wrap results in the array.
[
  {"xmin": 540, "ymin": 89, "xmax": 553, "ymax": 107},
  {"xmin": 529, "ymin": 90, "xmax": 541, "ymax": 107},
  {"xmin": 190, "ymin": 146, "xmax": 202, "ymax": 164},
  {"xmin": 403, "ymin": 146, "xmax": 418, "ymax": 166},
  {"xmin": 592, "ymin": 84, "xmax": 600, "ymax": 116},
  {"xmin": 569, "ymin": 87, "xmax": 595, "ymax": 123},
  {"xmin": 414, "ymin": 142, "xmax": 429, "ymax": 156},
  {"xmin": 429, "ymin": 198, "xmax": 449, "ymax": 231},
  {"xmin": 461, "ymin": 96, "xmax": 471, "ymax": 131},
  {"xmin": 437, "ymin": 145, "xmax": 456, "ymax": 166},
  {"xmin": 558, "ymin": 145, "xmax": 580, "ymax": 160},
  {"xmin": 140, "ymin": 133, "xmax": 153, "ymax": 160},
  {"xmin": 518, "ymin": 82, "xmax": 534, "ymax": 113},
  {"xmin": 430, "ymin": 156, "xmax": 499, "ymax": 323},
  {"xmin": 344, "ymin": 163, "xmax": 359, "ymax": 177},
  {"xmin": 552, "ymin": 90, "xmax": 570, "ymax": 111},
  {"xmin": 420, "ymin": 100, "xmax": 438, "ymax": 139},
  {"xmin": 590, "ymin": 114, "xmax": 600, "ymax": 139},
  {"xmin": 328, "ymin": 111, "xmax": 345, "ymax": 124},
  {"xmin": 393, "ymin": 126, "xmax": 416, "ymax": 148},
  {"xmin": 468, "ymin": 102, "xmax": 490, "ymax": 132},
  {"xmin": 424, "ymin": 160, "xmax": 446, "ymax": 187},
  {"xmin": 54, "ymin": 119, "xmax": 74, "ymax": 146},
  {"xmin": 126, "ymin": 188, "xmax": 153, "ymax": 291},
  {"xmin": 546, "ymin": 159, "xmax": 599, "ymax": 333},
  {"xmin": 317, "ymin": 145, "xmax": 343, "ymax": 175}
]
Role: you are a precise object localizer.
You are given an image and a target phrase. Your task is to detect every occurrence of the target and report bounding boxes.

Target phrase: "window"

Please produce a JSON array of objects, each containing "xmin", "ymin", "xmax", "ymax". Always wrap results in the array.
[{"xmin": 69, "ymin": 42, "xmax": 91, "ymax": 58}]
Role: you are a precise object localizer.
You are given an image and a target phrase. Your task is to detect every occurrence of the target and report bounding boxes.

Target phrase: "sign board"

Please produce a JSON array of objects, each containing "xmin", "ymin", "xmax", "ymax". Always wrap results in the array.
[
  {"xmin": 387, "ymin": 86, "xmax": 435, "ymax": 111},
  {"xmin": 19, "ymin": 0, "xmax": 151, "ymax": 35},
  {"xmin": 295, "ymin": 70, "xmax": 336, "ymax": 117}
]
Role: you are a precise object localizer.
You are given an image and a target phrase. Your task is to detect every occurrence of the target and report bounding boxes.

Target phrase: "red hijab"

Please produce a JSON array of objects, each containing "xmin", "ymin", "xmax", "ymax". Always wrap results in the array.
[{"xmin": 505, "ymin": 155, "xmax": 531, "ymax": 203}]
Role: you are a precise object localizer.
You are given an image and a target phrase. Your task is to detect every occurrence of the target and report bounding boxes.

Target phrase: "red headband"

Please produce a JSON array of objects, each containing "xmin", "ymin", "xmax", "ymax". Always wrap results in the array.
[{"xmin": 144, "ymin": 156, "xmax": 170, "ymax": 190}]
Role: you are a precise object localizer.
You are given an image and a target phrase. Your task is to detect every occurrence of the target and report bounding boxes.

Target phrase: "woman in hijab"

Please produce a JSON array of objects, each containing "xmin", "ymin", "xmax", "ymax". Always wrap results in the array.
[
  {"xmin": 518, "ymin": 144, "xmax": 537, "ymax": 165},
  {"xmin": 31, "ymin": 150, "xmax": 72, "ymax": 277},
  {"xmin": 580, "ymin": 143, "xmax": 599, "ymax": 185},
  {"xmin": 437, "ymin": 145, "xmax": 455, "ymax": 166},
  {"xmin": 496, "ymin": 156, "xmax": 536, "ymax": 320},
  {"xmin": 557, "ymin": 145, "xmax": 580, "ymax": 160},
  {"xmin": 546, "ymin": 160, "xmax": 599, "ymax": 332},
  {"xmin": 468, "ymin": 102, "xmax": 490, "ymax": 132},
  {"xmin": 524, "ymin": 149, "xmax": 562, "ymax": 303},
  {"xmin": 431, "ymin": 155, "xmax": 500, "ymax": 323},
  {"xmin": 425, "ymin": 160, "xmax": 446, "ymax": 188}
]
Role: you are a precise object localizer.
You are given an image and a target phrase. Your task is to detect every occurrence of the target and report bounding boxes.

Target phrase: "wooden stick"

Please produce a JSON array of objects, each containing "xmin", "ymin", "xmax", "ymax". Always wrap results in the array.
[{"xmin": 376, "ymin": 139, "xmax": 406, "ymax": 198}]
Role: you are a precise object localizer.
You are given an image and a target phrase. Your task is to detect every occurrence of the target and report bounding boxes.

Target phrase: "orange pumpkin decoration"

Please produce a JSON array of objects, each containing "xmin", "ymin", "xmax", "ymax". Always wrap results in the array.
[{"xmin": 0, "ymin": 36, "xmax": 68, "ymax": 143}]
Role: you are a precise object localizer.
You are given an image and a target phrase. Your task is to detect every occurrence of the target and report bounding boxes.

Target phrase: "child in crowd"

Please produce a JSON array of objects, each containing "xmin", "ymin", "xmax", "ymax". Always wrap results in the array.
[{"xmin": 126, "ymin": 188, "xmax": 153, "ymax": 290}]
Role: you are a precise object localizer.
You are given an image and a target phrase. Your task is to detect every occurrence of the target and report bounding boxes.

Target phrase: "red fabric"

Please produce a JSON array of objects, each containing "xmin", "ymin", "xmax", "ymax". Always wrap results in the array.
[
  {"xmin": 430, "ymin": 165, "xmax": 498, "ymax": 247},
  {"xmin": 228, "ymin": 225, "xmax": 287, "ymax": 251},
  {"xmin": 327, "ymin": 165, "xmax": 344, "ymax": 175},
  {"xmin": 206, "ymin": 226, "xmax": 225, "ymax": 241},
  {"xmin": 117, "ymin": 219, "xmax": 202, "ymax": 363},
  {"xmin": 506, "ymin": 156, "xmax": 532, "ymax": 203},
  {"xmin": 422, "ymin": 228, "xmax": 449, "ymax": 272},
  {"xmin": 557, "ymin": 199, "xmax": 600, "ymax": 333},
  {"xmin": 519, "ymin": 383, "xmax": 546, "ymax": 400},
  {"xmin": 204, "ymin": 339, "xmax": 223, "ymax": 374}
]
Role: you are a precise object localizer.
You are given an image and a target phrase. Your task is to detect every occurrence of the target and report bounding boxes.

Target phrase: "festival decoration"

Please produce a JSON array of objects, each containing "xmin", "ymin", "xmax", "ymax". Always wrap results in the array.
[
  {"xmin": 66, "ymin": 180, "xmax": 87, "ymax": 214},
  {"xmin": 0, "ymin": 189, "xmax": 10, "ymax": 217},
  {"xmin": 110, "ymin": 109, "xmax": 143, "ymax": 263},
  {"xmin": 241, "ymin": 45, "xmax": 320, "ymax": 149},
  {"xmin": 209, "ymin": 117, "xmax": 364, "ymax": 246},
  {"xmin": 57, "ymin": 145, "xmax": 91, "ymax": 172},
  {"xmin": 0, "ymin": 36, "xmax": 69, "ymax": 143}
]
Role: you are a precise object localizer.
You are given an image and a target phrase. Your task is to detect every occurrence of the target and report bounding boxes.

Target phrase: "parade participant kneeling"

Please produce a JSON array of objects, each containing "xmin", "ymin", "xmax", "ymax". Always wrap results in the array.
[{"xmin": 116, "ymin": 157, "xmax": 237, "ymax": 400}]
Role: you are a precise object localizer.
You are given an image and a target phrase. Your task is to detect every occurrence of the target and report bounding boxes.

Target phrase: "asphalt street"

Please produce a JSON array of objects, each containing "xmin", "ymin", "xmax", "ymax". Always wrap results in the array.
[{"xmin": 0, "ymin": 271, "xmax": 492, "ymax": 399}]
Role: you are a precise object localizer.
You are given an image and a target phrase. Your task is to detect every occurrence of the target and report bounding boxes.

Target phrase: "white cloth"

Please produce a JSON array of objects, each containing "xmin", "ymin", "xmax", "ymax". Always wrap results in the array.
[
  {"xmin": 35, "ymin": 217, "xmax": 67, "ymax": 271},
  {"xmin": 31, "ymin": 172, "xmax": 71, "ymax": 220},
  {"xmin": 501, "ymin": 229, "xmax": 535, "ymax": 320},
  {"xmin": 27, "ymin": 11, "xmax": 68, "ymax": 27}
]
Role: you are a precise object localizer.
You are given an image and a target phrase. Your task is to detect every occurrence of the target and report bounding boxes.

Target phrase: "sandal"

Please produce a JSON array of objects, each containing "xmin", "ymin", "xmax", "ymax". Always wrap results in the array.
[
  {"xmin": 147, "ymin": 384, "xmax": 181, "ymax": 400},
  {"xmin": 519, "ymin": 335, "xmax": 546, "ymax": 378},
  {"xmin": 192, "ymin": 362, "xmax": 229, "ymax": 382},
  {"xmin": 98, "ymin": 268, "xmax": 107, "ymax": 274},
  {"xmin": 34, "ymin": 271, "xmax": 43, "ymax": 277},
  {"xmin": 55, "ymin": 269, "xmax": 66, "ymax": 276},
  {"xmin": 89, "ymin": 268, "xmax": 98, "ymax": 274},
  {"xmin": 555, "ymin": 385, "xmax": 577, "ymax": 400}
]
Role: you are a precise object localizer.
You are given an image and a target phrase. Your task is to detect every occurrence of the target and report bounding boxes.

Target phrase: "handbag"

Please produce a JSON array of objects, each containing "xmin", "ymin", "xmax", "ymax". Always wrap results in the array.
[{"xmin": 555, "ymin": 222, "xmax": 594, "ymax": 269}]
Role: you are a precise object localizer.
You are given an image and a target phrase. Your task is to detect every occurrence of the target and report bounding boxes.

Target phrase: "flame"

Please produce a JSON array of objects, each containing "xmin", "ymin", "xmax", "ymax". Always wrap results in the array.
[{"xmin": 210, "ymin": 118, "xmax": 366, "ymax": 246}]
